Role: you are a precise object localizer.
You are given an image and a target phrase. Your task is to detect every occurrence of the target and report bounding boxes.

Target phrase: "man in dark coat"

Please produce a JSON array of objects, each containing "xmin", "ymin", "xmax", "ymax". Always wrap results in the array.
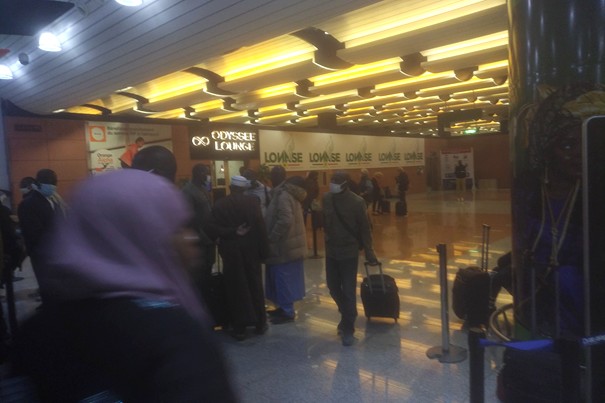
[
  {"xmin": 1, "ymin": 202, "xmax": 25, "ymax": 360},
  {"xmin": 206, "ymin": 175, "xmax": 270, "ymax": 340},
  {"xmin": 182, "ymin": 164, "xmax": 217, "ymax": 322},
  {"xmin": 17, "ymin": 169, "xmax": 66, "ymax": 284}
]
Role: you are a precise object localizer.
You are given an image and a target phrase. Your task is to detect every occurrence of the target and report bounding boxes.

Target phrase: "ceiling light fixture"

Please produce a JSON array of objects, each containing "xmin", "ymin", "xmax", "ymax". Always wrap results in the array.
[
  {"xmin": 115, "ymin": 0, "xmax": 143, "ymax": 6},
  {"xmin": 0, "ymin": 64, "xmax": 14, "ymax": 80},
  {"xmin": 38, "ymin": 32, "xmax": 62, "ymax": 52}
]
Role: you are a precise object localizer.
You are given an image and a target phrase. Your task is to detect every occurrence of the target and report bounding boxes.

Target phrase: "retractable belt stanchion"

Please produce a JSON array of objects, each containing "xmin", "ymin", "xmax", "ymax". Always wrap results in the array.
[{"xmin": 427, "ymin": 243, "xmax": 467, "ymax": 363}]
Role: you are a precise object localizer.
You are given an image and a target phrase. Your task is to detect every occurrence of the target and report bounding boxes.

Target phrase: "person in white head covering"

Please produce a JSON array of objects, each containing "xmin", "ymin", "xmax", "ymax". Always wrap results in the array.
[{"xmin": 205, "ymin": 175, "xmax": 270, "ymax": 341}]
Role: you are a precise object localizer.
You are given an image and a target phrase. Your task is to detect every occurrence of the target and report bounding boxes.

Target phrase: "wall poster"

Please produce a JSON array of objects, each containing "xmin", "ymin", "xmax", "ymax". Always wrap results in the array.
[
  {"xmin": 440, "ymin": 148, "xmax": 474, "ymax": 190},
  {"xmin": 85, "ymin": 121, "xmax": 173, "ymax": 175}
]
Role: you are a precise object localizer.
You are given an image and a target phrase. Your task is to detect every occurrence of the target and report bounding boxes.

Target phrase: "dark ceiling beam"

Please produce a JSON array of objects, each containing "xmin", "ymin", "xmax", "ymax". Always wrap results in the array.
[
  {"xmin": 291, "ymin": 27, "xmax": 353, "ymax": 71},
  {"xmin": 221, "ymin": 97, "xmax": 238, "ymax": 112},
  {"xmin": 183, "ymin": 106, "xmax": 209, "ymax": 122},
  {"xmin": 183, "ymin": 67, "xmax": 236, "ymax": 97},
  {"xmin": 400, "ymin": 52, "xmax": 427, "ymax": 77},
  {"xmin": 295, "ymin": 79, "xmax": 317, "ymax": 98},
  {"xmin": 115, "ymin": 91, "xmax": 156, "ymax": 114},
  {"xmin": 81, "ymin": 104, "xmax": 112, "ymax": 115}
]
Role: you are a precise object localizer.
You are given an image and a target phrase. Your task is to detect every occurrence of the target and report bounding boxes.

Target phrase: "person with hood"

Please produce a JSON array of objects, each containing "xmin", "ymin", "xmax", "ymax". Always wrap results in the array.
[
  {"xmin": 12, "ymin": 169, "xmax": 236, "ymax": 402},
  {"xmin": 323, "ymin": 171, "xmax": 378, "ymax": 346},
  {"xmin": 264, "ymin": 175, "xmax": 308, "ymax": 324}
]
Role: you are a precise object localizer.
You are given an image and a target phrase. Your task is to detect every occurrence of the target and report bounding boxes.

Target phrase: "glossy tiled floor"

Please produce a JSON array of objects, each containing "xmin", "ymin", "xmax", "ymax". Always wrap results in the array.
[
  {"xmin": 4, "ymin": 188, "xmax": 513, "ymax": 402},
  {"xmin": 219, "ymin": 188, "xmax": 513, "ymax": 403}
]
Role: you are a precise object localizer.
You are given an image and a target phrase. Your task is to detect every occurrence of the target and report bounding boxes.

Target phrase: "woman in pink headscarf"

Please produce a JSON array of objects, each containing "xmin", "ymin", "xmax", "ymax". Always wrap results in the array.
[{"xmin": 12, "ymin": 169, "xmax": 236, "ymax": 403}]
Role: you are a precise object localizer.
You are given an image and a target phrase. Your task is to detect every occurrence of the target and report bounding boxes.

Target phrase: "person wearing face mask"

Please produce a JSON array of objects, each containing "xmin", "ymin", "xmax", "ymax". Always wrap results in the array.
[
  {"xmin": 322, "ymin": 171, "xmax": 378, "ymax": 346},
  {"xmin": 242, "ymin": 168, "xmax": 271, "ymax": 218},
  {"xmin": 19, "ymin": 177, "xmax": 38, "ymax": 200},
  {"xmin": 17, "ymin": 169, "xmax": 67, "ymax": 285},
  {"xmin": 181, "ymin": 163, "xmax": 218, "ymax": 325},
  {"xmin": 12, "ymin": 169, "xmax": 236, "ymax": 402}
]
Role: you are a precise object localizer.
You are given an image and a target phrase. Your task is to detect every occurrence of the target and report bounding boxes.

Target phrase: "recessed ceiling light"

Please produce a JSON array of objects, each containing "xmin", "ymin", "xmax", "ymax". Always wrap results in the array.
[
  {"xmin": 115, "ymin": 0, "xmax": 143, "ymax": 6},
  {"xmin": 38, "ymin": 32, "xmax": 62, "ymax": 52},
  {"xmin": 0, "ymin": 64, "xmax": 13, "ymax": 80}
]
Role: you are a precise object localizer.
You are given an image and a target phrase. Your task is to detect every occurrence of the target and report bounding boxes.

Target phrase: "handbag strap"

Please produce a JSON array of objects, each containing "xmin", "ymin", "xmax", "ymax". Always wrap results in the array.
[{"xmin": 331, "ymin": 196, "xmax": 362, "ymax": 247}]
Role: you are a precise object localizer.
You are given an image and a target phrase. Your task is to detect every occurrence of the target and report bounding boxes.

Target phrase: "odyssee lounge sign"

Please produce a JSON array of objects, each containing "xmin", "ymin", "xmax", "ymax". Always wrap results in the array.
[{"xmin": 190, "ymin": 128, "xmax": 259, "ymax": 160}]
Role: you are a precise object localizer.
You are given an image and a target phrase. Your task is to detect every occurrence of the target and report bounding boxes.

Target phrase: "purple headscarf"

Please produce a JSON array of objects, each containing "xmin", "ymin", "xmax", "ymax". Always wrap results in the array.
[{"xmin": 38, "ymin": 169, "xmax": 207, "ymax": 324}]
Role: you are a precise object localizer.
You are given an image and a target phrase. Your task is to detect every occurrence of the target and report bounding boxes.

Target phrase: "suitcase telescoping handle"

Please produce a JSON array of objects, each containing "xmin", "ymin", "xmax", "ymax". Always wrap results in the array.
[
  {"xmin": 481, "ymin": 224, "xmax": 490, "ymax": 271},
  {"xmin": 364, "ymin": 261, "xmax": 385, "ymax": 294}
]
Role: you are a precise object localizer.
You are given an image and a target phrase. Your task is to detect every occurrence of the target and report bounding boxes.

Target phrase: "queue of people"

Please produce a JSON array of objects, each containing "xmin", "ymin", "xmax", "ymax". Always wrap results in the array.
[
  {"xmin": 7, "ymin": 148, "xmax": 238, "ymax": 401},
  {"xmin": 1, "ymin": 155, "xmax": 419, "ymax": 400}
]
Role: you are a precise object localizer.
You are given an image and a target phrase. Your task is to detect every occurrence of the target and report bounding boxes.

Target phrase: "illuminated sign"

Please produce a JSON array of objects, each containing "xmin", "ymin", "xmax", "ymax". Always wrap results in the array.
[{"xmin": 190, "ymin": 128, "xmax": 260, "ymax": 160}]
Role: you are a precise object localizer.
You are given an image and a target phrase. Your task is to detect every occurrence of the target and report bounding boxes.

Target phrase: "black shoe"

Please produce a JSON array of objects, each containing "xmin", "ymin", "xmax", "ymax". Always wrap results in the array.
[
  {"xmin": 255, "ymin": 323, "xmax": 269, "ymax": 335},
  {"xmin": 266, "ymin": 307, "xmax": 285, "ymax": 317},
  {"xmin": 270, "ymin": 314, "xmax": 295, "ymax": 325},
  {"xmin": 342, "ymin": 333, "xmax": 355, "ymax": 347},
  {"xmin": 230, "ymin": 327, "xmax": 246, "ymax": 341}
]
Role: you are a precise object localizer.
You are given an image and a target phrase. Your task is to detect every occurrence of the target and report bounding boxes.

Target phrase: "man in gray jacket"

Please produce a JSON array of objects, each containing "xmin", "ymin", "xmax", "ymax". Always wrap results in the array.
[{"xmin": 323, "ymin": 171, "xmax": 378, "ymax": 346}]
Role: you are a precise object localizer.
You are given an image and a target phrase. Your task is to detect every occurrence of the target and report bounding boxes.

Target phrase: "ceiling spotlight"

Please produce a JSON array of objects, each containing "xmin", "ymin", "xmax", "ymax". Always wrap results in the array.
[
  {"xmin": 0, "ymin": 64, "xmax": 13, "ymax": 80},
  {"xmin": 38, "ymin": 32, "xmax": 62, "ymax": 52},
  {"xmin": 115, "ymin": 0, "xmax": 143, "ymax": 6}
]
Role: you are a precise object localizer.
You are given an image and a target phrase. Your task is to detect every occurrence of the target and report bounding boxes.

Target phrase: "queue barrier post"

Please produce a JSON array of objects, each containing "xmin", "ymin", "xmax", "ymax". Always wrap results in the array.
[{"xmin": 426, "ymin": 243, "xmax": 467, "ymax": 363}]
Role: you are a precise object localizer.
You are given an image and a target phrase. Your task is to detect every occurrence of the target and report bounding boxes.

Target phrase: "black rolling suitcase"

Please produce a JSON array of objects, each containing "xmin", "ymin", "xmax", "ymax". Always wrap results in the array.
[
  {"xmin": 360, "ymin": 262, "xmax": 400, "ymax": 321},
  {"xmin": 381, "ymin": 200, "xmax": 390, "ymax": 213},
  {"xmin": 452, "ymin": 224, "xmax": 491, "ymax": 327},
  {"xmin": 203, "ymin": 251, "xmax": 230, "ymax": 329},
  {"xmin": 395, "ymin": 201, "xmax": 406, "ymax": 216}
]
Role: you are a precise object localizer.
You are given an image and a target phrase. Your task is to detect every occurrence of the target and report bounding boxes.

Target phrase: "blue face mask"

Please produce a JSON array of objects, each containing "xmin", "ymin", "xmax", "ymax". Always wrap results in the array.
[
  {"xmin": 38, "ymin": 183, "xmax": 56, "ymax": 197},
  {"xmin": 329, "ymin": 182, "xmax": 345, "ymax": 194}
]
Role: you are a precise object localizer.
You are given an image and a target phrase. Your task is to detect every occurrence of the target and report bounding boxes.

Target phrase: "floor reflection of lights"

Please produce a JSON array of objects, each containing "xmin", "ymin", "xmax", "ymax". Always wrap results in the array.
[
  {"xmin": 320, "ymin": 358, "xmax": 414, "ymax": 398},
  {"xmin": 4, "ymin": 190, "xmax": 515, "ymax": 402}
]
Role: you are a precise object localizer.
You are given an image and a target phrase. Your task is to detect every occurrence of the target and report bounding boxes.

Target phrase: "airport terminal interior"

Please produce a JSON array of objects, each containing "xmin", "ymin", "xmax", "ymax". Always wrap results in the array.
[
  {"xmin": 2, "ymin": 0, "xmax": 604, "ymax": 401},
  {"xmin": 2, "ymin": 188, "xmax": 513, "ymax": 402}
]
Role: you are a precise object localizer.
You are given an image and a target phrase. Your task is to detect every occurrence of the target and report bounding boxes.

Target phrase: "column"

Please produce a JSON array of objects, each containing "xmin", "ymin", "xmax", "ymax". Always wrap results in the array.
[{"xmin": 508, "ymin": 0, "xmax": 605, "ymax": 399}]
